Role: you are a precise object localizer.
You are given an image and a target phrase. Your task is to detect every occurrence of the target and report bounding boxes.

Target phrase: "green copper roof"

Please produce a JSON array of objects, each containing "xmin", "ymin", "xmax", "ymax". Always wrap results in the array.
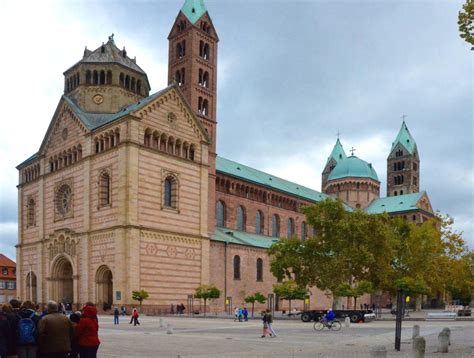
[
  {"xmin": 366, "ymin": 192, "xmax": 425, "ymax": 214},
  {"xmin": 216, "ymin": 156, "xmax": 329, "ymax": 203},
  {"xmin": 326, "ymin": 138, "xmax": 347, "ymax": 165},
  {"xmin": 211, "ymin": 228, "xmax": 278, "ymax": 249},
  {"xmin": 391, "ymin": 121, "xmax": 417, "ymax": 155},
  {"xmin": 181, "ymin": 0, "xmax": 207, "ymax": 24},
  {"xmin": 328, "ymin": 155, "xmax": 379, "ymax": 181}
]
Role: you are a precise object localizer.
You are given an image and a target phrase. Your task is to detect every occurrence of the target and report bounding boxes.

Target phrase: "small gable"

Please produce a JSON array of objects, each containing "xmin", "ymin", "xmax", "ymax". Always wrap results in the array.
[
  {"xmin": 416, "ymin": 192, "xmax": 434, "ymax": 214},
  {"xmin": 40, "ymin": 99, "xmax": 88, "ymax": 160}
]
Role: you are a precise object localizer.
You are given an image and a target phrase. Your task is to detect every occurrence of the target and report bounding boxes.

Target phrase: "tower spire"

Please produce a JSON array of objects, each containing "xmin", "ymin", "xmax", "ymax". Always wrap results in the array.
[{"xmin": 181, "ymin": 0, "xmax": 207, "ymax": 24}]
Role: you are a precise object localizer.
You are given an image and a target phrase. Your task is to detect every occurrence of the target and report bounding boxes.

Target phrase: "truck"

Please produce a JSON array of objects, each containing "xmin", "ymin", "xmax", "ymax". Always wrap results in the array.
[{"xmin": 300, "ymin": 309, "xmax": 375, "ymax": 323}]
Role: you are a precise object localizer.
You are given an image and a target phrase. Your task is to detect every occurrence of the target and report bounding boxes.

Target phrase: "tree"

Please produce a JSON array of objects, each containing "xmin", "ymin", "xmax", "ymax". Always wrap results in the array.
[
  {"xmin": 273, "ymin": 280, "xmax": 307, "ymax": 312},
  {"xmin": 334, "ymin": 280, "xmax": 374, "ymax": 309},
  {"xmin": 194, "ymin": 284, "xmax": 221, "ymax": 317},
  {"xmin": 458, "ymin": 0, "xmax": 474, "ymax": 50},
  {"xmin": 244, "ymin": 292, "xmax": 266, "ymax": 317},
  {"xmin": 132, "ymin": 289, "xmax": 149, "ymax": 312}
]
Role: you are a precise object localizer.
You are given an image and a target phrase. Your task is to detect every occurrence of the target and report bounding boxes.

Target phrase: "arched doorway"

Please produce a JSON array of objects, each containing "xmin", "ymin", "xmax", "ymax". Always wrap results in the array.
[
  {"xmin": 96, "ymin": 265, "xmax": 113, "ymax": 306},
  {"xmin": 26, "ymin": 271, "xmax": 37, "ymax": 303},
  {"xmin": 50, "ymin": 257, "xmax": 74, "ymax": 304}
]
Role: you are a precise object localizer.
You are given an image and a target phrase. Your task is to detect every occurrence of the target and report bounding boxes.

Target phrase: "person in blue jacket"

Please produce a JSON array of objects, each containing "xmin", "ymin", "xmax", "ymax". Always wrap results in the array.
[{"xmin": 325, "ymin": 308, "xmax": 335, "ymax": 322}]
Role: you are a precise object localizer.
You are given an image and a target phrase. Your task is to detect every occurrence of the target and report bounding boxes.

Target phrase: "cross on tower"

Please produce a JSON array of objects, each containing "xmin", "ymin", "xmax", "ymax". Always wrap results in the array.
[
  {"xmin": 350, "ymin": 147, "xmax": 356, "ymax": 156},
  {"xmin": 401, "ymin": 113, "xmax": 407, "ymax": 122},
  {"xmin": 336, "ymin": 130, "xmax": 342, "ymax": 139}
]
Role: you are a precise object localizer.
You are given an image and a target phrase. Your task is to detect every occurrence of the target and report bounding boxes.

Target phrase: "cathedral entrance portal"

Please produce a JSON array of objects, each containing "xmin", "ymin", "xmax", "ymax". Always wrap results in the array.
[
  {"xmin": 96, "ymin": 265, "xmax": 113, "ymax": 306},
  {"xmin": 50, "ymin": 257, "xmax": 74, "ymax": 304}
]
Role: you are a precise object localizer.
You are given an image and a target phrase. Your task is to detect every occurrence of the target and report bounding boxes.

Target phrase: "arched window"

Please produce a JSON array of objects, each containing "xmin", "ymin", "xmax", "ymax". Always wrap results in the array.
[
  {"xmin": 119, "ymin": 73, "xmax": 124, "ymax": 87},
  {"xmin": 27, "ymin": 198, "xmax": 35, "ymax": 227},
  {"xmin": 125, "ymin": 75, "xmax": 130, "ymax": 89},
  {"xmin": 255, "ymin": 210, "xmax": 264, "ymax": 235},
  {"xmin": 287, "ymin": 218, "xmax": 295, "ymax": 237},
  {"xmin": 199, "ymin": 41, "xmax": 210, "ymax": 60},
  {"xmin": 99, "ymin": 171, "xmax": 111, "ymax": 207},
  {"xmin": 271, "ymin": 214, "xmax": 280, "ymax": 238},
  {"xmin": 163, "ymin": 176, "xmax": 178, "ymax": 209},
  {"xmin": 131, "ymin": 77, "xmax": 136, "ymax": 92},
  {"xmin": 216, "ymin": 200, "xmax": 225, "ymax": 227},
  {"xmin": 107, "ymin": 70, "xmax": 112, "ymax": 85},
  {"xmin": 203, "ymin": 71, "xmax": 209, "ymax": 88},
  {"xmin": 86, "ymin": 70, "xmax": 91, "ymax": 85},
  {"xmin": 236, "ymin": 206, "xmax": 246, "ymax": 231},
  {"xmin": 93, "ymin": 70, "xmax": 99, "ymax": 85},
  {"xmin": 256, "ymin": 258, "xmax": 263, "ymax": 282},
  {"xmin": 137, "ymin": 80, "xmax": 142, "ymax": 94},
  {"xmin": 301, "ymin": 222, "xmax": 306, "ymax": 241},
  {"xmin": 164, "ymin": 177, "xmax": 172, "ymax": 207},
  {"xmin": 100, "ymin": 70, "xmax": 105, "ymax": 85},
  {"xmin": 189, "ymin": 145, "xmax": 195, "ymax": 161},
  {"xmin": 198, "ymin": 69, "xmax": 203, "ymax": 86},
  {"xmin": 233, "ymin": 255, "xmax": 240, "ymax": 280}
]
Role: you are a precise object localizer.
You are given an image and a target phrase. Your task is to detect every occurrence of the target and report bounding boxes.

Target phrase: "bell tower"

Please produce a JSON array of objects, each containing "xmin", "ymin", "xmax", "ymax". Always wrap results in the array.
[{"xmin": 168, "ymin": 0, "xmax": 219, "ymax": 234}]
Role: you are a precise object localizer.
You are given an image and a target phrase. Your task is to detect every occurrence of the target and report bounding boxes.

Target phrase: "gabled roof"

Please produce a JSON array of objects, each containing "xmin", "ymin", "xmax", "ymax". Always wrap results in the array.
[
  {"xmin": 0, "ymin": 254, "xmax": 15, "ymax": 267},
  {"xmin": 211, "ymin": 228, "xmax": 278, "ymax": 249},
  {"xmin": 365, "ymin": 192, "xmax": 426, "ymax": 214},
  {"xmin": 65, "ymin": 36, "xmax": 146, "ymax": 75},
  {"xmin": 181, "ymin": 0, "xmax": 207, "ymax": 24},
  {"xmin": 216, "ymin": 156, "xmax": 329, "ymax": 203},
  {"xmin": 390, "ymin": 121, "xmax": 417, "ymax": 155},
  {"xmin": 328, "ymin": 155, "xmax": 379, "ymax": 182},
  {"xmin": 326, "ymin": 138, "xmax": 347, "ymax": 165}
]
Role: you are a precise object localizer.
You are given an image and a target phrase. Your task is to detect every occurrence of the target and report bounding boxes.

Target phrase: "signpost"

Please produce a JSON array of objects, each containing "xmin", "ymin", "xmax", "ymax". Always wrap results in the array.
[{"xmin": 395, "ymin": 289, "xmax": 405, "ymax": 351}]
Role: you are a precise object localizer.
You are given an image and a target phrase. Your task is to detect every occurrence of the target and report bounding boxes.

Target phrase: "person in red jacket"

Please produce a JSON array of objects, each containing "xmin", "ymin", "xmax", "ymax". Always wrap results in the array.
[{"xmin": 75, "ymin": 303, "xmax": 100, "ymax": 358}]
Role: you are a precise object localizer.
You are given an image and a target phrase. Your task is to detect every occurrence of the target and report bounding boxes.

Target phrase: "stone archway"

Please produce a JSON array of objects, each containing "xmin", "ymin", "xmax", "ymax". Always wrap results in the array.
[
  {"xmin": 26, "ymin": 271, "xmax": 37, "ymax": 303},
  {"xmin": 50, "ymin": 256, "xmax": 74, "ymax": 304},
  {"xmin": 96, "ymin": 265, "xmax": 113, "ymax": 306}
]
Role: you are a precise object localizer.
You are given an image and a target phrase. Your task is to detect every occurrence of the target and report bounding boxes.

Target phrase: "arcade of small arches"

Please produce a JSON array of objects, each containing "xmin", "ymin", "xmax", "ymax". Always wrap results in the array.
[
  {"xmin": 143, "ymin": 128, "xmax": 196, "ymax": 161},
  {"xmin": 216, "ymin": 200, "xmax": 310, "ymax": 240},
  {"xmin": 232, "ymin": 255, "xmax": 264, "ymax": 282},
  {"xmin": 198, "ymin": 96, "xmax": 209, "ymax": 116},
  {"xmin": 215, "ymin": 176, "xmax": 302, "ymax": 212},
  {"xmin": 94, "ymin": 128, "xmax": 121, "ymax": 154},
  {"xmin": 325, "ymin": 179, "xmax": 380, "ymax": 196},
  {"xmin": 65, "ymin": 69, "xmax": 144, "ymax": 96},
  {"xmin": 22, "ymin": 163, "xmax": 40, "ymax": 183},
  {"xmin": 49, "ymin": 145, "xmax": 83, "ymax": 173}
]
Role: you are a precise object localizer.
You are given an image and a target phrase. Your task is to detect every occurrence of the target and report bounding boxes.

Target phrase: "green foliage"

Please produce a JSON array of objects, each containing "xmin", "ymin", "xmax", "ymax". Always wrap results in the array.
[
  {"xmin": 194, "ymin": 284, "xmax": 221, "ymax": 316},
  {"xmin": 132, "ymin": 289, "xmax": 149, "ymax": 309},
  {"xmin": 335, "ymin": 280, "xmax": 374, "ymax": 299},
  {"xmin": 244, "ymin": 292, "xmax": 266, "ymax": 317},
  {"xmin": 273, "ymin": 280, "xmax": 307, "ymax": 301},
  {"xmin": 458, "ymin": 0, "xmax": 474, "ymax": 50}
]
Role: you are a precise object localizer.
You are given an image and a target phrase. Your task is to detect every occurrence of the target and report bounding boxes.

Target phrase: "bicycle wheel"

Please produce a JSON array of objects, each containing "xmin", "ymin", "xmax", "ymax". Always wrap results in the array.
[
  {"xmin": 330, "ymin": 320, "xmax": 341, "ymax": 331},
  {"xmin": 313, "ymin": 321, "xmax": 325, "ymax": 331}
]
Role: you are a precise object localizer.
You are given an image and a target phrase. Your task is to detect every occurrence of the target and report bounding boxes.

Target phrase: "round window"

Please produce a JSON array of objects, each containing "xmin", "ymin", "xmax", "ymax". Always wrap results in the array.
[{"xmin": 56, "ymin": 184, "xmax": 72, "ymax": 215}]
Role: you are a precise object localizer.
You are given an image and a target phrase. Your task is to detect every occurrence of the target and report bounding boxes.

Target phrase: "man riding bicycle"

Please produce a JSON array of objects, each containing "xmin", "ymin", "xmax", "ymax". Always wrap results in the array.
[{"xmin": 324, "ymin": 308, "xmax": 335, "ymax": 322}]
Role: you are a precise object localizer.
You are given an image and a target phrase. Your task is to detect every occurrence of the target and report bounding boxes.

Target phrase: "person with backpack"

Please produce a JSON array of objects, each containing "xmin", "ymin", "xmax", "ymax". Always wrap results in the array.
[
  {"xmin": 0, "ymin": 304, "xmax": 13, "ymax": 358},
  {"xmin": 16, "ymin": 300, "xmax": 40, "ymax": 358},
  {"xmin": 3, "ymin": 302, "xmax": 19, "ymax": 357},
  {"xmin": 75, "ymin": 303, "xmax": 100, "ymax": 358}
]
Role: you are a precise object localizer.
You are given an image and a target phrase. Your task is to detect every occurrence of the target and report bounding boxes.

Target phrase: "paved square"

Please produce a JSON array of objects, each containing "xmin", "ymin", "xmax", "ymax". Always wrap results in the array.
[{"xmin": 97, "ymin": 315, "xmax": 474, "ymax": 357}]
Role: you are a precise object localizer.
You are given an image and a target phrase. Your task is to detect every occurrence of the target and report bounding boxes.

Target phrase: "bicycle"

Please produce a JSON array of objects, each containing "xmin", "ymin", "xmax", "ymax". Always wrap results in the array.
[{"xmin": 313, "ymin": 317, "xmax": 342, "ymax": 331}]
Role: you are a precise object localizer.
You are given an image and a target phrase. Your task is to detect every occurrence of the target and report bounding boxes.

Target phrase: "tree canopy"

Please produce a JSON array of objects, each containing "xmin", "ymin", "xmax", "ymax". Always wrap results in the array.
[
  {"xmin": 132, "ymin": 289, "xmax": 149, "ymax": 310},
  {"xmin": 458, "ymin": 0, "xmax": 474, "ymax": 50},
  {"xmin": 273, "ymin": 280, "xmax": 307, "ymax": 312},
  {"xmin": 194, "ymin": 284, "xmax": 221, "ymax": 316}
]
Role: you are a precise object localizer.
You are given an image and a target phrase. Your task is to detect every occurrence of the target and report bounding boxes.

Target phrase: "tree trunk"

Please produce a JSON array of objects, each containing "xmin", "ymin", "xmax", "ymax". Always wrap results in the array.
[
  {"xmin": 204, "ymin": 299, "xmax": 207, "ymax": 317},
  {"xmin": 289, "ymin": 299, "xmax": 292, "ymax": 313},
  {"xmin": 252, "ymin": 302, "xmax": 255, "ymax": 318}
]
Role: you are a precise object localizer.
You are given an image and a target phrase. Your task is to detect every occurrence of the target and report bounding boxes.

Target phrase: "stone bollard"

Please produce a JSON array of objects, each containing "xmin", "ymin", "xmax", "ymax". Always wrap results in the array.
[
  {"xmin": 370, "ymin": 345, "xmax": 387, "ymax": 358},
  {"xmin": 438, "ymin": 331, "xmax": 449, "ymax": 353},
  {"xmin": 159, "ymin": 318, "xmax": 165, "ymax": 328},
  {"xmin": 166, "ymin": 323, "xmax": 174, "ymax": 334},
  {"xmin": 412, "ymin": 324, "xmax": 420, "ymax": 340},
  {"xmin": 344, "ymin": 316, "xmax": 351, "ymax": 328},
  {"xmin": 441, "ymin": 327, "xmax": 451, "ymax": 345},
  {"xmin": 412, "ymin": 336, "xmax": 426, "ymax": 358}
]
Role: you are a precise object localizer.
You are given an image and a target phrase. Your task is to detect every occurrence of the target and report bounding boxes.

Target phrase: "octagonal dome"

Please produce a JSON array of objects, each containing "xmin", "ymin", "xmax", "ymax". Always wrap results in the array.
[{"xmin": 328, "ymin": 156, "xmax": 379, "ymax": 182}]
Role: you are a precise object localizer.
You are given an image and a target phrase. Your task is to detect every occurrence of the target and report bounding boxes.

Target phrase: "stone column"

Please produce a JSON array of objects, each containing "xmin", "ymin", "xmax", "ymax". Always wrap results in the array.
[
  {"xmin": 412, "ymin": 336, "xmax": 426, "ymax": 358},
  {"xmin": 438, "ymin": 331, "xmax": 449, "ymax": 353}
]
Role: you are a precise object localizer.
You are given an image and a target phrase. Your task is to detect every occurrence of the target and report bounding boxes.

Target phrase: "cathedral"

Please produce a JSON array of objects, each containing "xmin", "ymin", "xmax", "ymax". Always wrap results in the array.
[{"xmin": 16, "ymin": 0, "xmax": 435, "ymax": 312}]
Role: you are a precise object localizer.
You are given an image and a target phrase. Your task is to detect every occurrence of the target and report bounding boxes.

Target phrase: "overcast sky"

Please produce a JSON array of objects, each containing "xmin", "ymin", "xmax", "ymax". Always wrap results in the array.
[{"xmin": 0, "ymin": 0, "xmax": 472, "ymax": 259}]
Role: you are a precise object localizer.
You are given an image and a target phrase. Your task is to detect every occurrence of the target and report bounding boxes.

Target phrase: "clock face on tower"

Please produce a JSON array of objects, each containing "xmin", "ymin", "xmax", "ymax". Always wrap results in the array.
[{"xmin": 93, "ymin": 94, "xmax": 104, "ymax": 105}]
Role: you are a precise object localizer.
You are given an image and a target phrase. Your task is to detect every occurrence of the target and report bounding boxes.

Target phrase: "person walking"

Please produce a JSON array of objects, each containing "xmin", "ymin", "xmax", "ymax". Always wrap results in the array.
[
  {"xmin": 113, "ymin": 307, "xmax": 119, "ymax": 325},
  {"xmin": 75, "ymin": 303, "xmax": 100, "ymax": 358},
  {"xmin": 243, "ymin": 307, "xmax": 248, "ymax": 322},
  {"xmin": 16, "ymin": 300, "xmax": 40, "ymax": 358},
  {"xmin": 131, "ymin": 308, "xmax": 140, "ymax": 326},
  {"xmin": 266, "ymin": 309, "xmax": 277, "ymax": 337},
  {"xmin": 261, "ymin": 311, "xmax": 269, "ymax": 338},
  {"xmin": 233, "ymin": 307, "xmax": 239, "ymax": 322},
  {"xmin": 38, "ymin": 300, "xmax": 74, "ymax": 358},
  {"xmin": 69, "ymin": 312, "xmax": 81, "ymax": 358},
  {"xmin": 120, "ymin": 305, "xmax": 126, "ymax": 316}
]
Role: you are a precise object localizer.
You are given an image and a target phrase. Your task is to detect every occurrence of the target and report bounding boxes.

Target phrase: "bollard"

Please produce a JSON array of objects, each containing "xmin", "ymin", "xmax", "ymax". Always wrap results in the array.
[
  {"xmin": 344, "ymin": 316, "xmax": 351, "ymax": 328},
  {"xmin": 166, "ymin": 323, "xmax": 174, "ymax": 334},
  {"xmin": 412, "ymin": 336, "xmax": 426, "ymax": 358},
  {"xmin": 412, "ymin": 324, "xmax": 420, "ymax": 340},
  {"xmin": 159, "ymin": 318, "xmax": 165, "ymax": 328},
  {"xmin": 438, "ymin": 331, "xmax": 449, "ymax": 353},
  {"xmin": 441, "ymin": 327, "xmax": 451, "ymax": 345},
  {"xmin": 370, "ymin": 345, "xmax": 387, "ymax": 358}
]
